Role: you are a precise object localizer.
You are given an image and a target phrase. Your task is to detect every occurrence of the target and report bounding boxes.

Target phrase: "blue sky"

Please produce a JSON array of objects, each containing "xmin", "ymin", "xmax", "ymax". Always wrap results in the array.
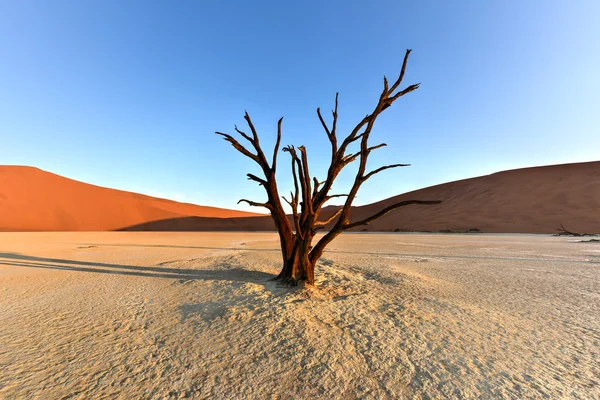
[{"xmin": 1, "ymin": 1, "xmax": 598, "ymax": 212}]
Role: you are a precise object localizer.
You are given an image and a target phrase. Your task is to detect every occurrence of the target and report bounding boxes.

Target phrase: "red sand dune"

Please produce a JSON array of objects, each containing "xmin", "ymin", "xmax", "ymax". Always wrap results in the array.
[
  {"xmin": 121, "ymin": 161, "xmax": 600, "ymax": 234},
  {"xmin": 0, "ymin": 166, "xmax": 262, "ymax": 231},
  {"xmin": 2, "ymin": 162, "xmax": 598, "ymax": 233},
  {"xmin": 345, "ymin": 161, "xmax": 600, "ymax": 234}
]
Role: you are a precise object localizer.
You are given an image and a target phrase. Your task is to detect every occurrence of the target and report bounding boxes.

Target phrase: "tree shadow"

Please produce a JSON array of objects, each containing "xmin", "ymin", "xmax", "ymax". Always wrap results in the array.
[
  {"xmin": 66, "ymin": 243, "xmax": 598, "ymax": 264},
  {"xmin": 0, "ymin": 252, "xmax": 277, "ymax": 283},
  {"xmin": 73, "ymin": 243, "xmax": 281, "ymax": 252}
]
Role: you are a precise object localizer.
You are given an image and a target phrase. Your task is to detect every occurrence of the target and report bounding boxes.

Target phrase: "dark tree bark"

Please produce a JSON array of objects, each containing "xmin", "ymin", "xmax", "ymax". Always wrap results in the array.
[{"xmin": 217, "ymin": 49, "xmax": 440, "ymax": 285}]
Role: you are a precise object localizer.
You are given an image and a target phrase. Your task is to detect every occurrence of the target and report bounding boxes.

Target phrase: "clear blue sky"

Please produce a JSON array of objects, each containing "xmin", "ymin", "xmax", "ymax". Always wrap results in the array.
[{"xmin": 1, "ymin": 1, "xmax": 598, "ymax": 212}]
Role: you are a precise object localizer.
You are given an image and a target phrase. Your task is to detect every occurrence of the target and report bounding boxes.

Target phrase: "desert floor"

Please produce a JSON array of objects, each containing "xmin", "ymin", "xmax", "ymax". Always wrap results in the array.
[{"xmin": 0, "ymin": 232, "xmax": 598, "ymax": 399}]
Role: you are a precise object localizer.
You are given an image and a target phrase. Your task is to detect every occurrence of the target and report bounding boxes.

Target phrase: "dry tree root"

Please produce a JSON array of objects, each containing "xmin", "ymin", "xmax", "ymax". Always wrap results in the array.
[{"xmin": 271, "ymin": 274, "xmax": 301, "ymax": 287}]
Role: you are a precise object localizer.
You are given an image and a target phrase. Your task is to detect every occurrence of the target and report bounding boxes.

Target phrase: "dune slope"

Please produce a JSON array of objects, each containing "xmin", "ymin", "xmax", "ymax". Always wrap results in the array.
[
  {"xmin": 0, "ymin": 166, "xmax": 261, "ymax": 231},
  {"xmin": 3, "ymin": 161, "xmax": 598, "ymax": 233},
  {"xmin": 123, "ymin": 161, "xmax": 600, "ymax": 234},
  {"xmin": 349, "ymin": 161, "xmax": 600, "ymax": 234}
]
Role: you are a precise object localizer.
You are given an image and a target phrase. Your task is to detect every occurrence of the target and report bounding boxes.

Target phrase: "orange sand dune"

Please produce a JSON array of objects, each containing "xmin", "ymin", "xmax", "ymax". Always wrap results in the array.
[
  {"xmin": 0, "ymin": 166, "xmax": 262, "ymax": 231},
  {"xmin": 122, "ymin": 161, "xmax": 600, "ymax": 234},
  {"xmin": 345, "ymin": 161, "xmax": 600, "ymax": 233}
]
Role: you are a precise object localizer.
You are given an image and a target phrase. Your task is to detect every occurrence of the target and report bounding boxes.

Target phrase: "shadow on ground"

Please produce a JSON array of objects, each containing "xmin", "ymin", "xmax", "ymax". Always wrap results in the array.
[
  {"xmin": 0, "ymin": 252, "xmax": 276, "ymax": 283},
  {"xmin": 73, "ymin": 242, "xmax": 281, "ymax": 252},
  {"xmin": 68, "ymin": 243, "xmax": 599, "ymax": 264}
]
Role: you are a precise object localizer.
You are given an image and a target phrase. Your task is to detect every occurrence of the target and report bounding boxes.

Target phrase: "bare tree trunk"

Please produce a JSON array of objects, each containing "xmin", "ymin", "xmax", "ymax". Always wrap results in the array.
[{"xmin": 277, "ymin": 233, "xmax": 315, "ymax": 285}]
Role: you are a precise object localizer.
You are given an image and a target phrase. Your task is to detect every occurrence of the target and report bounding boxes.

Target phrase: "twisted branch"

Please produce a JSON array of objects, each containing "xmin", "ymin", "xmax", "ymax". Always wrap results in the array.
[
  {"xmin": 343, "ymin": 200, "xmax": 441, "ymax": 230},
  {"xmin": 362, "ymin": 164, "xmax": 410, "ymax": 182},
  {"xmin": 238, "ymin": 199, "xmax": 271, "ymax": 210}
]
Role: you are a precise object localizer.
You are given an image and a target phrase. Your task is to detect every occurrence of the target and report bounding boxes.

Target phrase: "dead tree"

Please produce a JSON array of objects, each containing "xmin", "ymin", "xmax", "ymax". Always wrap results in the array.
[
  {"xmin": 217, "ymin": 49, "xmax": 440, "ymax": 285},
  {"xmin": 555, "ymin": 224, "xmax": 598, "ymax": 237}
]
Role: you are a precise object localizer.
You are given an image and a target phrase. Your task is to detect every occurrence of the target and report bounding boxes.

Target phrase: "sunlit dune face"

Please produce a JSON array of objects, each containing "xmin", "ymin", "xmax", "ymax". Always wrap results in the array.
[{"xmin": 0, "ymin": 166, "xmax": 262, "ymax": 232}]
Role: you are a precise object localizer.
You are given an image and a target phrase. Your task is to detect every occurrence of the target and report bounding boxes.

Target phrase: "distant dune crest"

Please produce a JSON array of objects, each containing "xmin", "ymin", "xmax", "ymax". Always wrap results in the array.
[
  {"xmin": 0, "ymin": 166, "xmax": 262, "ymax": 231},
  {"xmin": 1, "ymin": 162, "xmax": 598, "ymax": 233}
]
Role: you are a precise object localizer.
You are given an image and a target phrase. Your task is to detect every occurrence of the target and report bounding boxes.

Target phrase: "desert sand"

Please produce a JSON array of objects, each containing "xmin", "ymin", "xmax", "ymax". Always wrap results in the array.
[
  {"xmin": 1, "ymin": 232, "xmax": 598, "ymax": 399},
  {"xmin": 0, "ymin": 166, "xmax": 261, "ymax": 232}
]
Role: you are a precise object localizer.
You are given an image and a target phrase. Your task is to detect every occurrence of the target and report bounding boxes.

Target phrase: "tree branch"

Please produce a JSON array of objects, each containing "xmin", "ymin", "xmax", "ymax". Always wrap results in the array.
[
  {"xmin": 368, "ymin": 143, "xmax": 387, "ymax": 152},
  {"xmin": 271, "ymin": 117, "xmax": 283, "ymax": 171},
  {"xmin": 555, "ymin": 224, "xmax": 598, "ymax": 237},
  {"xmin": 238, "ymin": 199, "xmax": 272, "ymax": 210},
  {"xmin": 325, "ymin": 193, "xmax": 349, "ymax": 201},
  {"xmin": 312, "ymin": 177, "xmax": 321, "ymax": 198},
  {"xmin": 298, "ymin": 146, "xmax": 312, "ymax": 211},
  {"xmin": 317, "ymin": 93, "xmax": 340, "ymax": 159},
  {"xmin": 242, "ymin": 111, "xmax": 270, "ymax": 170},
  {"xmin": 283, "ymin": 146, "xmax": 304, "ymax": 237},
  {"xmin": 234, "ymin": 125, "xmax": 253, "ymax": 143},
  {"xmin": 383, "ymin": 83, "xmax": 420, "ymax": 110},
  {"xmin": 284, "ymin": 147, "xmax": 300, "ymax": 202},
  {"xmin": 317, "ymin": 107, "xmax": 331, "ymax": 136},
  {"xmin": 314, "ymin": 208, "xmax": 343, "ymax": 228},
  {"xmin": 362, "ymin": 163, "xmax": 410, "ymax": 182},
  {"xmin": 347, "ymin": 132, "xmax": 365, "ymax": 144},
  {"xmin": 243, "ymin": 111, "xmax": 260, "ymax": 142},
  {"xmin": 215, "ymin": 132, "xmax": 260, "ymax": 163},
  {"xmin": 246, "ymin": 173, "xmax": 267, "ymax": 186},
  {"xmin": 387, "ymin": 49, "xmax": 412, "ymax": 95},
  {"xmin": 331, "ymin": 93, "xmax": 339, "ymax": 149},
  {"xmin": 283, "ymin": 191, "xmax": 302, "ymax": 237},
  {"xmin": 342, "ymin": 143, "xmax": 387, "ymax": 165},
  {"xmin": 344, "ymin": 200, "xmax": 441, "ymax": 230}
]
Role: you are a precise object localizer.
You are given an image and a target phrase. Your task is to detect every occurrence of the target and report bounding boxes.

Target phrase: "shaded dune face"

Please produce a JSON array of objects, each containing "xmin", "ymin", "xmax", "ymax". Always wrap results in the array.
[
  {"xmin": 122, "ymin": 161, "xmax": 600, "ymax": 234},
  {"xmin": 0, "ymin": 166, "xmax": 263, "ymax": 231},
  {"xmin": 1, "ymin": 161, "xmax": 599, "ymax": 233}
]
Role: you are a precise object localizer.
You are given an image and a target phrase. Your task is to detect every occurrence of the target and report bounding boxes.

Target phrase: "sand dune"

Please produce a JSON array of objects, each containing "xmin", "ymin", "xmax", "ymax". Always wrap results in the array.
[
  {"xmin": 346, "ymin": 160, "xmax": 600, "ymax": 234},
  {"xmin": 123, "ymin": 161, "xmax": 600, "ymax": 234},
  {"xmin": 0, "ymin": 166, "xmax": 261, "ymax": 231},
  {"xmin": 2, "ymin": 162, "xmax": 598, "ymax": 233}
]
